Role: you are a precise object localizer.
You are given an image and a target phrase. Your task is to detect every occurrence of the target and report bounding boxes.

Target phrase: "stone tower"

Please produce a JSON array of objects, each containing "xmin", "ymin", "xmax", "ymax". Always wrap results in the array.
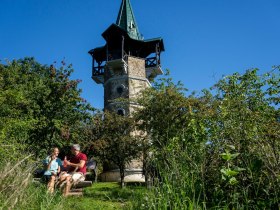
[{"xmin": 89, "ymin": 0, "xmax": 164, "ymax": 181}]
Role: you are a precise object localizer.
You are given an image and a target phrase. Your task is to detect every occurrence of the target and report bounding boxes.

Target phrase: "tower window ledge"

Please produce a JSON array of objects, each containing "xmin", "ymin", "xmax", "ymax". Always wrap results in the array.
[
  {"xmin": 146, "ymin": 66, "xmax": 163, "ymax": 77},
  {"xmin": 106, "ymin": 58, "xmax": 128, "ymax": 68},
  {"xmin": 91, "ymin": 75, "xmax": 104, "ymax": 84},
  {"xmin": 106, "ymin": 59, "xmax": 128, "ymax": 74},
  {"xmin": 126, "ymin": 55, "xmax": 145, "ymax": 61}
]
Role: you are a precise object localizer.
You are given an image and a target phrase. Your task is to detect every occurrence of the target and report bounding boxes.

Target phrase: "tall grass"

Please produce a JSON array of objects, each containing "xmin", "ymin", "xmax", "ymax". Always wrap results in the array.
[
  {"xmin": 0, "ymin": 153, "xmax": 63, "ymax": 210},
  {"xmin": 130, "ymin": 144, "xmax": 280, "ymax": 210},
  {"xmin": 130, "ymin": 149, "xmax": 206, "ymax": 210}
]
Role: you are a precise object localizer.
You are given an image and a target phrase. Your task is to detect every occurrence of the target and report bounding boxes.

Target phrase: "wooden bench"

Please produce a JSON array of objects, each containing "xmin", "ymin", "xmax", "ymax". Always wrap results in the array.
[{"xmin": 68, "ymin": 159, "xmax": 97, "ymax": 195}]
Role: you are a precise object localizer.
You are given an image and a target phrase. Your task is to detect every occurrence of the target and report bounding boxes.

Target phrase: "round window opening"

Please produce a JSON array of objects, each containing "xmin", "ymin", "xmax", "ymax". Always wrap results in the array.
[
  {"xmin": 117, "ymin": 86, "xmax": 123, "ymax": 94},
  {"xmin": 117, "ymin": 109, "xmax": 125, "ymax": 116},
  {"xmin": 115, "ymin": 84, "xmax": 126, "ymax": 95}
]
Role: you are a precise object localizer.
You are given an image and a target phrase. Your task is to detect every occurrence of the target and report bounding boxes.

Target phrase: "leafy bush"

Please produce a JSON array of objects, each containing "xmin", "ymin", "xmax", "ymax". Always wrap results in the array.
[
  {"xmin": 0, "ymin": 58, "xmax": 93, "ymax": 158},
  {"xmin": 132, "ymin": 68, "xmax": 280, "ymax": 209}
]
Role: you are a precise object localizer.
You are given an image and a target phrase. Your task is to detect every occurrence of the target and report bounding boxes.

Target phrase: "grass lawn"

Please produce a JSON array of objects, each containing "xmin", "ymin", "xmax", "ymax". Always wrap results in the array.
[{"xmin": 61, "ymin": 182, "xmax": 147, "ymax": 210}]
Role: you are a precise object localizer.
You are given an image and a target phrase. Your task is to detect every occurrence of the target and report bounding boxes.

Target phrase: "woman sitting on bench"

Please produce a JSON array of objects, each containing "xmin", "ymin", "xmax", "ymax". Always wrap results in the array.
[{"xmin": 43, "ymin": 147, "xmax": 62, "ymax": 193}]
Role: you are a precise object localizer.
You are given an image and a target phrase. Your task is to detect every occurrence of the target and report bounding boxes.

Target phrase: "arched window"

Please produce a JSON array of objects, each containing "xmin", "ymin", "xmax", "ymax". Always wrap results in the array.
[
  {"xmin": 117, "ymin": 109, "xmax": 125, "ymax": 116},
  {"xmin": 115, "ymin": 84, "xmax": 126, "ymax": 95}
]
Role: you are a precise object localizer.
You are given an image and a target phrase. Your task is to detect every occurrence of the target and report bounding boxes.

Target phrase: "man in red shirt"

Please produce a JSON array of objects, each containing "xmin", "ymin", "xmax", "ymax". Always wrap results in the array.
[{"xmin": 60, "ymin": 144, "xmax": 88, "ymax": 196}]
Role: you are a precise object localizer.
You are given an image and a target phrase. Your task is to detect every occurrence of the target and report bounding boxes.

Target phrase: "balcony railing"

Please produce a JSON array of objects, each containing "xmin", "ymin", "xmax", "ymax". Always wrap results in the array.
[
  {"xmin": 145, "ymin": 56, "xmax": 160, "ymax": 68},
  {"xmin": 92, "ymin": 54, "xmax": 160, "ymax": 78},
  {"xmin": 92, "ymin": 66, "xmax": 105, "ymax": 76}
]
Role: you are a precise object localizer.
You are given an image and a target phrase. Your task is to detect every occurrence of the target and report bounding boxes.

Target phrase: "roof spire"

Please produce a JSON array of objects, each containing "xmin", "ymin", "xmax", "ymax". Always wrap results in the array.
[{"xmin": 116, "ymin": 0, "xmax": 142, "ymax": 40}]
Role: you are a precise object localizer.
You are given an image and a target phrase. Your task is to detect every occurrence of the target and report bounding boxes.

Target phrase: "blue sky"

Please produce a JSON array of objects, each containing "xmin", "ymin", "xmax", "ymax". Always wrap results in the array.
[{"xmin": 1, "ymin": 0, "xmax": 280, "ymax": 109}]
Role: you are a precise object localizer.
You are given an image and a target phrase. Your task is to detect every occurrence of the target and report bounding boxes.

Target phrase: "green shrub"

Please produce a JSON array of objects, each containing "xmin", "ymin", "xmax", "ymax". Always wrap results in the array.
[{"xmin": 132, "ymin": 68, "xmax": 280, "ymax": 209}]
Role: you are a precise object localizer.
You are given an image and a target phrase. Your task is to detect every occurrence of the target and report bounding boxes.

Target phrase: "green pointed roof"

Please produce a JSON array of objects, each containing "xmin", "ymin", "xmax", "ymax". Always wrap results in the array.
[{"xmin": 116, "ymin": 0, "xmax": 142, "ymax": 40}]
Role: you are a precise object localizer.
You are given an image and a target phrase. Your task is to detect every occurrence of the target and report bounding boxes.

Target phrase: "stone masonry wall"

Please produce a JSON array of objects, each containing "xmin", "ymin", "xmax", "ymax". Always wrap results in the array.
[{"xmin": 127, "ymin": 56, "xmax": 146, "ymax": 78}]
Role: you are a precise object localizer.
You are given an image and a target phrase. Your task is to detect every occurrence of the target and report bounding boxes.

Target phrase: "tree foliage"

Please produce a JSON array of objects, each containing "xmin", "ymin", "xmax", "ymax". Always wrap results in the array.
[
  {"xmin": 89, "ymin": 111, "xmax": 142, "ymax": 187},
  {"xmin": 134, "ymin": 72, "xmax": 209, "ymax": 183},
  {"xmin": 0, "ymin": 58, "xmax": 93, "ymax": 158},
  {"xmin": 133, "ymin": 68, "xmax": 279, "ymax": 209}
]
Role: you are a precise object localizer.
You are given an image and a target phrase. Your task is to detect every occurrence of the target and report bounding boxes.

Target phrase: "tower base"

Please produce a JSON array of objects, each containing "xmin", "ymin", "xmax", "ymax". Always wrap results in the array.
[{"xmin": 100, "ymin": 169, "xmax": 145, "ymax": 182}]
